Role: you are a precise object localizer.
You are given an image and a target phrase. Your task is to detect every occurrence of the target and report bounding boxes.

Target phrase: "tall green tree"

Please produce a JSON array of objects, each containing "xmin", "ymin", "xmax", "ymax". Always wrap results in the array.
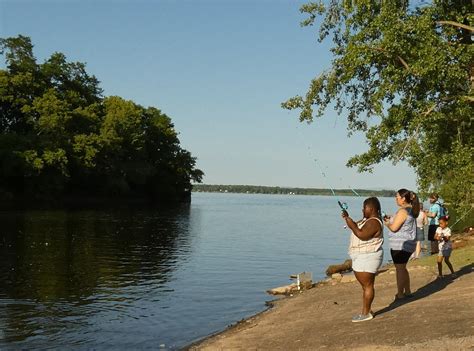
[
  {"xmin": 0, "ymin": 35, "xmax": 203, "ymax": 204},
  {"xmin": 283, "ymin": 0, "xmax": 473, "ymax": 212}
]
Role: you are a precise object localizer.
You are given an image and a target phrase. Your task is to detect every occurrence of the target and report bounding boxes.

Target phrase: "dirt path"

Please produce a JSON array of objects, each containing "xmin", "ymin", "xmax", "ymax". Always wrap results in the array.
[{"xmin": 190, "ymin": 239, "xmax": 474, "ymax": 350}]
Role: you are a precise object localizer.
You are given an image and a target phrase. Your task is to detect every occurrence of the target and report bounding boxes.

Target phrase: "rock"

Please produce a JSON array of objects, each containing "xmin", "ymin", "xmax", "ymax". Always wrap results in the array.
[
  {"xmin": 326, "ymin": 259, "xmax": 352, "ymax": 276},
  {"xmin": 331, "ymin": 273, "xmax": 343, "ymax": 280},
  {"xmin": 266, "ymin": 283, "xmax": 298, "ymax": 295},
  {"xmin": 340, "ymin": 273, "xmax": 357, "ymax": 283}
]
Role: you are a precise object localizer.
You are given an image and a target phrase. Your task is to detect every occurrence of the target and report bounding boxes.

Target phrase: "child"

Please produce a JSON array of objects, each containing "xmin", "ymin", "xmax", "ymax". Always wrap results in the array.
[
  {"xmin": 413, "ymin": 202, "xmax": 428, "ymax": 259},
  {"xmin": 435, "ymin": 216, "xmax": 455, "ymax": 277}
]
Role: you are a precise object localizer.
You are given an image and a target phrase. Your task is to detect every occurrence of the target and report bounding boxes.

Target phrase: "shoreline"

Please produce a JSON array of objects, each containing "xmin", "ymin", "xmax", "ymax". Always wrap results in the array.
[{"xmin": 188, "ymin": 229, "xmax": 474, "ymax": 350}]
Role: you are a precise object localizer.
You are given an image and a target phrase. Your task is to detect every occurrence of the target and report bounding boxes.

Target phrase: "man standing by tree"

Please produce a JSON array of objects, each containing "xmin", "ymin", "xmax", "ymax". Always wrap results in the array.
[{"xmin": 426, "ymin": 193, "xmax": 442, "ymax": 255}]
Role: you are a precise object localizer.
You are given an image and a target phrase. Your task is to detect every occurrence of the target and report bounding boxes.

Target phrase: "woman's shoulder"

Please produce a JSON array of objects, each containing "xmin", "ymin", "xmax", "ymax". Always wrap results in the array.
[
  {"xmin": 366, "ymin": 217, "xmax": 383, "ymax": 228},
  {"xmin": 396, "ymin": 207, "xmax": 410, "ymax": 216}
]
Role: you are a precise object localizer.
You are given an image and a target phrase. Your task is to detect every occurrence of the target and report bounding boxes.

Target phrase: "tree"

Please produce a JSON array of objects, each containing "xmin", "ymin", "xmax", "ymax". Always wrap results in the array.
[
  {"xmin": 283, "ymin": 0, "xmax": 473, "ymax": 212},
  {"xmin": 0, "ymin": 36, "xmax": 203, "ymax": 204}
]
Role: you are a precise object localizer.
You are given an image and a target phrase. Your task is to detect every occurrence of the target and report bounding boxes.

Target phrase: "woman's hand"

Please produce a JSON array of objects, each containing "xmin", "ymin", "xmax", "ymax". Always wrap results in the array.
[{"xmin": 341, "ymin": 210, "xmax": 349, "ymax": 219}]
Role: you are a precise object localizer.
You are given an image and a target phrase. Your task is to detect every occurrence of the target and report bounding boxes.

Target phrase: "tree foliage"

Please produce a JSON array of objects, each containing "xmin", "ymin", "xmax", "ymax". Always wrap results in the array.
[
  {"xmin": 283, "ymin": 0, "xmax": 473, "ymax": 212},
  {"xmin": 0, "ymin": 35, "xmax": 203, "ymax": 204}
]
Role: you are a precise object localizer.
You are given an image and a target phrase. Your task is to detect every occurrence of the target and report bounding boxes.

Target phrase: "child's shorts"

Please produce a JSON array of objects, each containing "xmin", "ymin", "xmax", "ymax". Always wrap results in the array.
[
  {"xmin": 350, "ymin": 250, "xmax": 383, "ymax": 274},
  {"xmin": 438, "ymin": 249, "xmax": 452, "ymax": 257}
]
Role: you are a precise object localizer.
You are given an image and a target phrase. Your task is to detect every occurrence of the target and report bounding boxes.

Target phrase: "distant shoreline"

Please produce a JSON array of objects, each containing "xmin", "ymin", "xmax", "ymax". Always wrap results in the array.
[{"xmin": 193, "ymin": 184, "xmax": 396, "ymax": 197}]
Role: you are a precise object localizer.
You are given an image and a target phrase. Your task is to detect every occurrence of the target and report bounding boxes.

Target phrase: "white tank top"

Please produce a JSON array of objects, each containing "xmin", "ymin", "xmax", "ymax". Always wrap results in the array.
[
  {"xmin": 349, "ymin": 217, "xmax": 384, "ymax": 254},
  {"xmin": 416, "ymin": 211, "xmax": 426, "ymax": 228}
]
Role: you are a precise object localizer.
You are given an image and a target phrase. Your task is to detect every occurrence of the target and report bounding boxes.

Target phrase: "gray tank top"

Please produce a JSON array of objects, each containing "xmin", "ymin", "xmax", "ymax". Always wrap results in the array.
[{"xmin": 388, "ymin": 208, "xmax": 417, "ymax": 253}]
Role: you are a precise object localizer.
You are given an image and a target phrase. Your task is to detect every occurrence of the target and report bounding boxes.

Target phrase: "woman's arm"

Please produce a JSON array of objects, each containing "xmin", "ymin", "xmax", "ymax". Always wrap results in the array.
[
  {"xmin": 423, "ymin": 212, "xmax": 428, "ymax": 226},
  {"xmin": 425, "ymin": 204, "xmax": 439, "ymax": 218},
  {"xmin": 426, "ymin": 211, "xmax": 436, "ymax": 218},
  {"xmin": 384, "ymin": 209, "xmax": 408, "ymax": 232},
  {"xmin": 342, "ymin": 212, "xmax": 380, "ymax": 240}
]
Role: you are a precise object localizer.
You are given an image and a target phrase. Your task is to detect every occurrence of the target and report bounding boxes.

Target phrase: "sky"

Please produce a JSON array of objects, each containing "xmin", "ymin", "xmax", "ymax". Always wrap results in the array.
[{"xmin": 0, "ymin": 0, "xmax": 417, "ymax": 190}]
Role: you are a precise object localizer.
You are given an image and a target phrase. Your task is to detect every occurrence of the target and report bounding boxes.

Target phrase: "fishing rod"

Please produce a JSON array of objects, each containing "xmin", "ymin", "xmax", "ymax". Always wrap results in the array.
[
  {"xmin": 450, "ymin": 206, "xmax": 473, "ymax": 230},
  {"xmin": 295, "ymin": 125, "xmax": 349, "ymax": 212},
  {"xmin": 296, "ymin": 125, "xmax": 393, "ymax": 230}
]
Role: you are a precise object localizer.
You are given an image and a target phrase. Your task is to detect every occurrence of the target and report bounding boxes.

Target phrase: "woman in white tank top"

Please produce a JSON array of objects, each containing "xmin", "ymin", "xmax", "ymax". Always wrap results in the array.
[{"xmin": 342, "ymin": 197, "xmax": 384, "ymax": 323}]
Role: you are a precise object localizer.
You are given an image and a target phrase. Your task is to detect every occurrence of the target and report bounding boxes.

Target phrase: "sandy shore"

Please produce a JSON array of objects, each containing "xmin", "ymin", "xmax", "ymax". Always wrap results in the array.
[{"xmin": 189, "ymin": 231, "xmax": 474, "ymax": 350}]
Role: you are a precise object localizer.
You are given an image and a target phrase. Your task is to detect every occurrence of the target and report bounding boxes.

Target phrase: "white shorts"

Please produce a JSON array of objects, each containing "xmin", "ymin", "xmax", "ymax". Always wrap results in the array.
[{"xmin": 350, "ymin": 250, "xmax": 384, "ymax": 274}]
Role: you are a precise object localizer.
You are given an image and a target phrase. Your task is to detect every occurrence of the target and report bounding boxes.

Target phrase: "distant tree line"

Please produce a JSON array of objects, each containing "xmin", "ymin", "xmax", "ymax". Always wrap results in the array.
[
  {"xmin": 0, "ymin": 36, "xmax": 203, "ymax": 205},
  {"xmin": 193, "ymin": 184, "xmax": 396, "ymax": 197}
]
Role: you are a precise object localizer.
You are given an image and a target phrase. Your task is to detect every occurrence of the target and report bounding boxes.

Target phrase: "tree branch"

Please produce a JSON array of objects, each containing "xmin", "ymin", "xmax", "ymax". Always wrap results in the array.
[
  {"xmin": 462, "ymin": 96, "xmax": 474, "ymax": 102},
  {"xmin": 394, "ymin": 104, "xmax": 437, "ymax": 164},
  {"xmin": 364, "ymin": 46, "xmax": 411, "ymax": 71},
  {"xmin": 437, "ymin": 21, "xmax": 474, "ymax": 32}
]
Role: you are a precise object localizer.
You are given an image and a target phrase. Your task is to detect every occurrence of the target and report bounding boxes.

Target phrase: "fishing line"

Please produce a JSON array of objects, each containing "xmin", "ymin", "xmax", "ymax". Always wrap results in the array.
[
  {"xmin": 450, "ymin": 206, "xmax": 473, "ymax": 230},
  {"xmin": 295, "ymin": 124, "xmax": 391, "ymax": 228},
  {"xmin": 295, "ymin": 125, "xmax": 349, "ymax": 213}
]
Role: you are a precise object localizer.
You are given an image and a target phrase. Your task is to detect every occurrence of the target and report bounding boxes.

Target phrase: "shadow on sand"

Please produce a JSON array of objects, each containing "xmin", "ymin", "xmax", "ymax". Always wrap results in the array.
[{"xmin": 375, "ymin": 263, "xmax": 474, "ymax": 316}]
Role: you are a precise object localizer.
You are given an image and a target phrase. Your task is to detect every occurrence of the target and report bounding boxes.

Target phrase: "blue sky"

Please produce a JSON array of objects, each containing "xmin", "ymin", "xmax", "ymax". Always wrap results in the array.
[{"xmin": 0, "ymin": 0, "xmax": 417, "ymax": 190}]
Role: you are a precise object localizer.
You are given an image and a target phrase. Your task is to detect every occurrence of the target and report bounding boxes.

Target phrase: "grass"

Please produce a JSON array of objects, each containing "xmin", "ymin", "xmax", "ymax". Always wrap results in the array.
[{"xmin": 414, "ymin": 240, "xmax": 474, "ymax": 272}]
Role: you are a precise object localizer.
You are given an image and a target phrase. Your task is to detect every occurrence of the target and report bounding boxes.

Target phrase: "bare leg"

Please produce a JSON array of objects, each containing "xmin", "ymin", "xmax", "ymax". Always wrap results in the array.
[
  {"xmin": 430, "ymin": 241, "xmax": 438, "ymax": 255},
  {"xmin": 437, "ymin": 256, "xmax": 443, "ymax": 276},
  {"xmin": 414, "ymin": 241, "xmax": 421, "ymax": 259},
  {"xmin": 354, "ymin": 271, "xmax": 376, "ymax": 315},
  {"xmin": 444, "ymin": 256, "xmax": 455, "ymax": 274},
  {"xmin": 394, "ymin": 263, "xmax": 411, "ymax": 296}
]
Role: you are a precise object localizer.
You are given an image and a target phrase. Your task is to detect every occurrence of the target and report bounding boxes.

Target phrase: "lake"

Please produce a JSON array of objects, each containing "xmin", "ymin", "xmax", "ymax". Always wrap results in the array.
[{"xmin": 0, "ymin": 193, "xmax": 415, "ymax": 349}]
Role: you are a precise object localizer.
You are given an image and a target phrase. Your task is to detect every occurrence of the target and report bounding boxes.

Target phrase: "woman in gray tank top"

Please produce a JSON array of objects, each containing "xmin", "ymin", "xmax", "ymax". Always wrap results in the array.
[{"xmin": 383, "ymin": 189, "xmax": 419, "ymax": 300}]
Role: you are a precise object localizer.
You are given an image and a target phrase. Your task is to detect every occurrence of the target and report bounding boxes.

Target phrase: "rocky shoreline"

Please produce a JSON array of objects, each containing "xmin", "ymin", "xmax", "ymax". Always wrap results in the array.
[{"xmin": 188, "ymin": 229, "xmax": 474, "ymax": 350}]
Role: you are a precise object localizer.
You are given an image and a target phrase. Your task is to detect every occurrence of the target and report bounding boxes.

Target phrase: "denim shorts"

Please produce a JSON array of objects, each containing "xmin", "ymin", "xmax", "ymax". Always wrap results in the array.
[
  {"xmin": 439, "ymin": 248, "xmax": 452, "ymax": 257},
  {"xmin": 350, "ymin": 250, "xmax": 383, "ymax": 273},
  {"xmin": 416, "ymin": 227, "xmax": 425, "ymax": 241}
]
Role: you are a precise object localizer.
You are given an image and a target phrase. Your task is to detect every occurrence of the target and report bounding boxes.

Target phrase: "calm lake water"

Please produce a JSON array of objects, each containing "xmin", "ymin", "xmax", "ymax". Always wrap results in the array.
[{"xmin": 0, "ymin": 193, "xmax": 430, "ymax": 349}]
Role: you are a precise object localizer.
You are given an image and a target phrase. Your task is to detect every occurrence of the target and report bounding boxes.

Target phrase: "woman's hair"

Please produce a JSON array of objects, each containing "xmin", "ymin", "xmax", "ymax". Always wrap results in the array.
[
  {"xmin": 397, "ymin": 188, "xmax": 420, "ymax": 217},
  {"xmin": 364, "ymin": 197, "xmax": 382, "ymax": 219},
  {"xmin": 430, "ymin": 193, "xmax": 439, "ymax": 200}
]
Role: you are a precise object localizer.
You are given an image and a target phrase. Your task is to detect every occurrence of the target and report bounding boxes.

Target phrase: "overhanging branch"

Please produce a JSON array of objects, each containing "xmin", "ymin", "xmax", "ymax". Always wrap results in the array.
[
  {"xmin": 394, "ymin": 103, "xmax": 437, "ymax": 164},
  {"xmin": 437, "ymin": 21, "xmax": 474, "ymax": 32},
  {"xmin": 364, "ymin": 46, "xmax": 411, "ymax": 71}
]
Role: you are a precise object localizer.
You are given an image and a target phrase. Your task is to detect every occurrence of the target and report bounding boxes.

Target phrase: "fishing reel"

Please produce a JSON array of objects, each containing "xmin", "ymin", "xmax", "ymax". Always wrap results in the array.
[
  {"xmin": 338, "ymin": 201, "xmax": 348, "ymax": 211},
  {"xmin": 338, "ymin": 201, "xmax": 349, "ymax": 229}
]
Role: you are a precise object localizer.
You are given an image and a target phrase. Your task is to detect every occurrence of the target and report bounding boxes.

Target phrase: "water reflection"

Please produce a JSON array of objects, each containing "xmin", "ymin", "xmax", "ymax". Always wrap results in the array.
[{"xmin": 0, "ymin": 205, "xmax": 192, "ymax": 347}]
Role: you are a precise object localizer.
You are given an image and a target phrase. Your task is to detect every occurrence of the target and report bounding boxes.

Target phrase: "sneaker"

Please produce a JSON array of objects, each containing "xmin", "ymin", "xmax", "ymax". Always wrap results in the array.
[{"xmin": 352, "ymin": 313, "xmax": 373, "ymax": 323}]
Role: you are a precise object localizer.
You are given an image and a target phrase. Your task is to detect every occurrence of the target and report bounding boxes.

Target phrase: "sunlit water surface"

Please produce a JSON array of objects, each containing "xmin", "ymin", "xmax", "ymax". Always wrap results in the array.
[{"xmin": 0, "ymin": 193, "xmax": 410, "ymax": 349}]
